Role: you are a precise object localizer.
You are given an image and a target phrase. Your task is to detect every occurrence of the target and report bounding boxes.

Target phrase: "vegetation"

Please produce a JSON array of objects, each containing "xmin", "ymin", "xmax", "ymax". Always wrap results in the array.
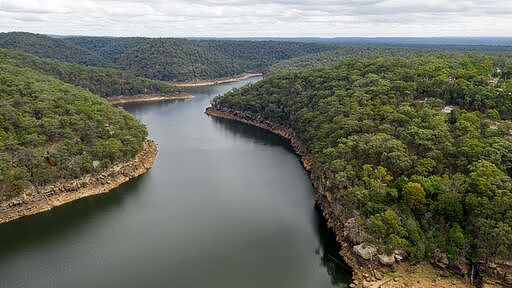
[
  {"xmin": 268, "ymin": 46, "xmax": 438, "ymax": 73},
  {"xmin": 0, "ymin": 49, "xmax": 177, "ymax": 98},
  {"xmin": 0, "ymin": 63, "xmax": 148, "ymax": 200},
  {"xmin": 5, "ymin": 31, "xmax": 512, "ymax": 84},
  {"xmin": 212, "ymin": 54, "xmax": 512, "ymax": 269},
  {"xmin": 66, "ymin": 36, "xmax": 148, "ymax": 63},
  {"xmin": 268, "ymin": 45, "xmax": 512, "ymax": 73},
  {"xmin": 0, "ymin": 33, "xmax": 339, "ymax": 82},
  {"xmin": 116, "ymin": 39, "xmax": 338, "ymax": 81},
  {"xmin": 0, "ymin": 32, "xmax": 108, "ymax": 66}
]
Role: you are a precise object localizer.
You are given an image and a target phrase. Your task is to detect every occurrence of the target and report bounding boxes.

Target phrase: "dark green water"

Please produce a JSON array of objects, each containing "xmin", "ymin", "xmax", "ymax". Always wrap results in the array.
[{"xmin": 0, "ymin": 77, "xmax": 351, "ymax": 288}]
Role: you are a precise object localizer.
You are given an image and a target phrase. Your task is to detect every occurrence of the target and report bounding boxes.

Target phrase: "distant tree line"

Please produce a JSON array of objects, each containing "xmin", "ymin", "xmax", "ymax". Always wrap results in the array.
[{"xmin": 0, "ymin": 49, "xmax": 177, "ymax": 97}]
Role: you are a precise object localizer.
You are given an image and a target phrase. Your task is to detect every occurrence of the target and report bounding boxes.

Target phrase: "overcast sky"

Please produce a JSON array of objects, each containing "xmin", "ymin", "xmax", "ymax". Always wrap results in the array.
[{"xmin": 0, "ymin": 0, "xmax": 511, "ymax": 37}]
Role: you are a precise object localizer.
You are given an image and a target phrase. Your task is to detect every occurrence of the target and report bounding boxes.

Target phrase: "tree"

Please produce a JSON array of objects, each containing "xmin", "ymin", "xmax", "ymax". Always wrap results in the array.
[
  {"xmin": 446, "ymin": 223, "xmax": 466, "ymax": 261},
  {"xmin": 402, "ymin": 182, "xmax": 426, "ymax": 209}
]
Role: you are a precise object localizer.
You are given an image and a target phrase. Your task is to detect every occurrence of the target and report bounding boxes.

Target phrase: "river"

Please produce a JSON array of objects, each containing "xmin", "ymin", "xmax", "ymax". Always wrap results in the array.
[{"xmin": 0, "ymin": 77, "xmax": 351, "ymax": 288}]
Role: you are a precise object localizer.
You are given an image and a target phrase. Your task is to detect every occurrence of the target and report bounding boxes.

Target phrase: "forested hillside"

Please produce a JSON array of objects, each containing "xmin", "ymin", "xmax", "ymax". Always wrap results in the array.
[
  {"xmin": 66, "ymin": 36, "xmax": 148, "ymax": 63},
  {"xmin": 0, "ymin": 32, "xmax": 339, "ymax": 82},
  {"xmin": 268, "ymin": 45, "xmax": 512, "ymax": 73},
  {"xmin": 0, "ymin": 63, "xmax": 148, "ymax": 200},
  {"xmin": 0, "ymin": 49, "xmax": 177, "ymax": 97},
  {"xmin": 0, "ymin": 32, "xmax": 109, "ymax": 66},
  {"xmin": 212, "ymin": 54, "xmax": 512, "ymax": 283},
  {"xmin": 116, "ymin": 39, "xmax": 338, "ymax": 81}
]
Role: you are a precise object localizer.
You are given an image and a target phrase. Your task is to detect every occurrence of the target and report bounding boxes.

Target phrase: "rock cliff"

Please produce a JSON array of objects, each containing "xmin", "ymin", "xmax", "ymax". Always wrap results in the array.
[{"xmin": 0, "ymin": 139, "xmax": 158, "ymax": 224}]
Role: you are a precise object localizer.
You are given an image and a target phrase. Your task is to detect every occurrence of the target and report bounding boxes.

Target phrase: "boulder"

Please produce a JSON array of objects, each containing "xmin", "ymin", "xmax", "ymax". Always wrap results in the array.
[
  {"xmin": 378, "ymin": 254, "xmax": 395, "ymax": 266},
  {"xmin": 433, "ymin": 250, "xmax": 449, "ymax": 269},
  {"xmin": 344, "ymin": 217, "xmax": 367, "ymax": 244},
  {"xmin": 374, "ymin": 269, "xmax": 384, "ymax": 280},
  {"xmin": 393, "ymin": 250, "xmax": 406, "ymax": 262},
  {"xmin": 353, "ymin": 243, "xmax": 377, "ymax": 260}
]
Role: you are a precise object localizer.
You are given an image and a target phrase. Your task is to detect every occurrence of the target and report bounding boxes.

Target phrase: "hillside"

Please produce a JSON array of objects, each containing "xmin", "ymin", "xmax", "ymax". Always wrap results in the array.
[
  {"xmin": 0, "ymin": 32, "xmax": 340, "ymax": 82},
  {"xmin": 65, "ymin": 36, "xmax": 148, "ymax": 63},
  {"xmin": 0, "ymin": 63, "xmax": 148, "ymax": 200},
  {"xmin": 267, "ymin": 46, "xmax": 437, "ymax": 73},
  {"xmin": 0, "ymin": 32, "xmax": 109, "ymax": 66},
  {"xmin": 268, "ymin": 45, "xmax": 512, "ymax": 73},
  {"xmin": 210, "ymin": 54, "xmax": 512, "ymax": 285},
  {"xmin": 116, "ymin": 38, "xmax": 338, "ymax": 81},
  {"xmin": 0, "ymin": 49, "xmax": 177, "ymax": 98}
]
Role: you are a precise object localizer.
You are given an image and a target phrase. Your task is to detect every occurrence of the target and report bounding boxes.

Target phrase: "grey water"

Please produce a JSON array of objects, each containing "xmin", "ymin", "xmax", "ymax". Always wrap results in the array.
[{"xmin": 0, "ymin": 77, "xmax": 351, "ymax": 288}]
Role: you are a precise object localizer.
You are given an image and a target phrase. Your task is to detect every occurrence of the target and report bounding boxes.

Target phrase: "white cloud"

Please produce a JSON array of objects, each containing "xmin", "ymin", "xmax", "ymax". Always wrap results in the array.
[{"xmin": 0, "ymin": 0, "xmax": 510, "ymax": 36}]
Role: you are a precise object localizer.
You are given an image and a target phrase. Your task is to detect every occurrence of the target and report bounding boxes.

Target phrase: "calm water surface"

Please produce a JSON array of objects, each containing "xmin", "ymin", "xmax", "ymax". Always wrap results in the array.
[{"xmin": 0, "ymin": 77, "xmax": 351, "ymax": 287}]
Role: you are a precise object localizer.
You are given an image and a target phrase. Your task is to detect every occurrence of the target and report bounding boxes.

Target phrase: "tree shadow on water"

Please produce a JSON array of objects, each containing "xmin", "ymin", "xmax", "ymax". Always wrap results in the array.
[
  {"xmin": 210, "ymin": 116, "xmax": 295, "ymax": 152},
  {"xmin": 212, "ymin": 116, "xmax": 353, "ymax": 286},
  {"xmin": 314, "ymin": 206, "xmax": 353, "ymax": 287},
  {"xmin": 0, "ymin": 172, "xmax": 150, "ymax": 258}
]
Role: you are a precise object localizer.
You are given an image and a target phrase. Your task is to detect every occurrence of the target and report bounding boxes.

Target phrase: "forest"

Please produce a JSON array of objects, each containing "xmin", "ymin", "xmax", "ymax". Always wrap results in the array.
[
  {"xmin": 0, "ymin": 32, "xmax": 108, "ymax": 66},
  {"xmin": 5, "ymin": 32, "xmax": 512, "ymax": 84},
  {"xmin": 212, "ymin": 54, "xmax": 512, "ymax": 279},
  {"xmin": 268, "ymin": 45, "xmax": 512, "ymax": 73},
  {"xmin": 115, "ymin": 38, "xmax": 338, "ymax": 81},
  {"xmin": 0, "ymin": 32, "xmax": 340, "ymax": 82},
  {"xmin": 0, "ymin": 62, "xmax": 148, "ymax": 200},
  {"xmin": 0, "ymin": 49, "xmax": 177, "ymax": 98}
]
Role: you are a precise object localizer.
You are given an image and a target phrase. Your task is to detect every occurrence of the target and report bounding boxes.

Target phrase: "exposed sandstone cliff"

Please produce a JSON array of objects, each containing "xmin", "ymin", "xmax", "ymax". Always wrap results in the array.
[{"xmin": 0, "ymin": 139, "xmax": 158, "ymax": 224}]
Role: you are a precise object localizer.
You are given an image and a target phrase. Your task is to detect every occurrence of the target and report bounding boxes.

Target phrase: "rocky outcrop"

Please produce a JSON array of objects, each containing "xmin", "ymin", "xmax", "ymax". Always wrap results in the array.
[
  {"xmin": 354, "ymin": 244, "xmax": 378, "ymax": 260},
  {"xmin": 0, "ymin": 139, "xmax": 158, "ymax": 224},
  {"xmin": 205, "ymin": 107, "xmax": 477, "ymax": 288},
  {"xmin": 378, "ymin": 254, "xmax": 395, "ymax": 266}
]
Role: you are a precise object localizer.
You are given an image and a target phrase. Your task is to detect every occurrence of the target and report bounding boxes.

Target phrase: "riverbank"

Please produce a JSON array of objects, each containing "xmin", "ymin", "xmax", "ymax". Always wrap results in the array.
[
  {"xmin": 205, "ymin": 107, "xmax": 479, "ymax": 288},
  {"xmin": 0, "ymin": 140, "xmax": 158, "ymax": 224},
  {"xmin": 172, "ymin": 73, "xmax": 263, "ymax": 87},
  {"xmin": 107, "ymin": 93, "xmax": 193, "ymax": 105}
]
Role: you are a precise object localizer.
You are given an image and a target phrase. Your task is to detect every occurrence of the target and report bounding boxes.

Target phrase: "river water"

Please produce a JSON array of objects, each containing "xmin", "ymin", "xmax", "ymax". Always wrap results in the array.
[{"xmin": 0, "ymin": 77, "xmax": 351, "ymax": 288}]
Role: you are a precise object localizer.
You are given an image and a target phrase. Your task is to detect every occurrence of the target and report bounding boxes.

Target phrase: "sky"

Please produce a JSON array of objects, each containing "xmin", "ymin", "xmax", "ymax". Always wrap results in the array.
[{"xmin": 0, "ymin": 0, "xmax": 511, "ymax": 37}]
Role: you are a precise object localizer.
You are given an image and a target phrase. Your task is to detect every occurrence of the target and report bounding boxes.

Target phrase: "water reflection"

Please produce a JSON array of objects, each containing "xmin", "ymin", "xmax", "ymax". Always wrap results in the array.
[
  {"xmin": 314, "ymin": 207, "xmax": 352, "ymax": 287},
  {"xmin": 209, "ymin": 115, "xmax": 352, "ymax": 286},
  {"xmin": 209, "ymin": 116, "xmax": 294, "ymax": 149},
  {"xmin": 0, "ymin": 172, "xmax": 150, "ymax": 258}
]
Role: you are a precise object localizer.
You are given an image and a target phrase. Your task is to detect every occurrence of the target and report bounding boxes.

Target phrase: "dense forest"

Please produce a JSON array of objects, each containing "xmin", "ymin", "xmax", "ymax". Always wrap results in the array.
[
  {"xmin": 116, "ymin": 39, "xmax": 338, "ymax": 81},
  {"xmin": 0, "ymin": 49, "xmax": 177, "ymax": 97},
  {"xmin": 212, "ymin": 54, "xmax": 512, "ymax": 281},
  {"xmin": 5, "ymin": 32, "xmax": 512, "ymax": 84},
  {"xmin": 66, "ymin": 36, "xmax": 149, "ymax": 63},
  {"xmin": 0, "ymin": 62, "xmax": 148, "ymax": 200},
  {"xmin": 0, "ymin": 32, "xmax": 339, "ymax": 82},
  {"xmin": 0, "ymin": 32, "xmax": 109, "ymax": 67},
  {"xmin": 268, "ymin": 45, "xmax": 512, "ymax": 73},
  {"xmin": 0, "ymin": 33, "xmax": 340, "ymax": 82}
]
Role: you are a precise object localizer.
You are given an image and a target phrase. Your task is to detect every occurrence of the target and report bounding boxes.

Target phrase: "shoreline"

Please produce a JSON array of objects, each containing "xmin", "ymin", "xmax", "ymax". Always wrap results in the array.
[
  {"xmin": 171, "ymin": 73, "xmax": 263, "ymax": 87},
  {"xmin": 205, "ymin": 107, "xmax": 477, "ymax": 288},
  {"xmin": 0, "ymin": 139, "xmax": 158, "ymax": 225},
  {"xmin": 107, "ymin": 93, "xmax": 194, "ymax": 105}
]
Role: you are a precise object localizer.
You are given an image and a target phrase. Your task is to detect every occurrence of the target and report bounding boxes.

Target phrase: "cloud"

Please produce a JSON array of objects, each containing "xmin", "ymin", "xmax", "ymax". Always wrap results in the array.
[{"xmin": 0, "ymin": 0, "xmax": 510, "ymax": 36}]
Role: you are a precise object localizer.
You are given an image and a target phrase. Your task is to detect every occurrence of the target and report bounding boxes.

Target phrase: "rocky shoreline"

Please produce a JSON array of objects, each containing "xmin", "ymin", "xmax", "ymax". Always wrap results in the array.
[
  {"xmin": 205, "ymin": 107, "xmax": 482, "ymax": 288},
  {"xmin": 0, "ymin": 139, "xmax": 158, "ymax": 224},
  {"xmin": 107, "ymin": 93, "xmax": 193, "ymax": 105},
  {"xmin": 171, "ymin": 73, "xmax": 263, "ymax": 87}
]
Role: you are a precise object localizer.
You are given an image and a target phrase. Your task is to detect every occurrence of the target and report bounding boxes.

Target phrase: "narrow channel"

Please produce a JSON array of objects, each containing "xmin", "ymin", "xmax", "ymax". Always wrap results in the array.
[{"xmin": 0, "ymin": 77, "xmax": 351, "ymax": 288}]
